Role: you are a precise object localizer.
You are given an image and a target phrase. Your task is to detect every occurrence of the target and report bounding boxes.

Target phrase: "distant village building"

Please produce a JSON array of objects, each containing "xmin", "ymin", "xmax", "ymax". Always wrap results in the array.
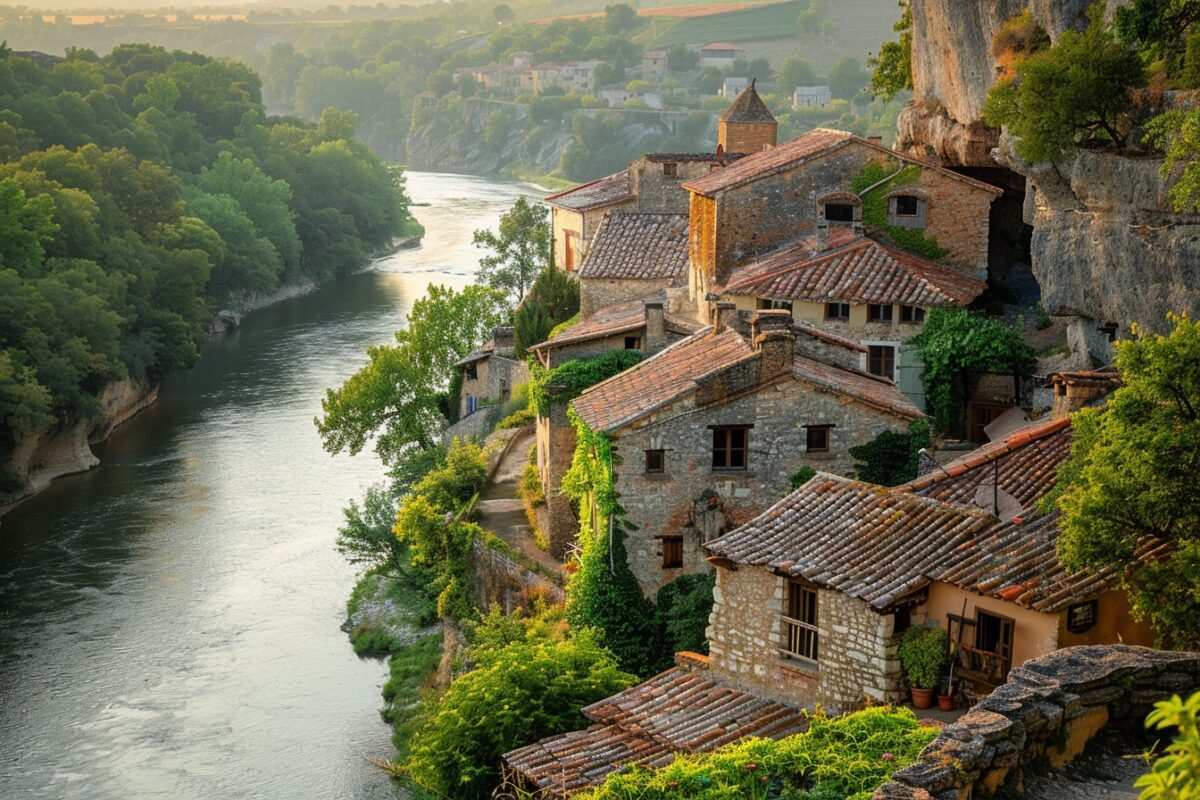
[
  {"xmin": 792, "ymin": 84, "xmax": 832, "ymax": 109},
  {"xmin": 569, "ymin": 310, "xmax": 924, "ymax": 597},
  {"xmin": 561, "ymin": 60, "xmax": 602, "ymax": 93},
  {"xmin": 720, "ymin": 76, "xmax": 749, "ymax": 99},
  {"xmin": 532, "ymin": 62, "xmax": 563, "ymax": 92},
  {"xmin": 454, "ymin": 327, "xmax": 529, "ymax": 419},
  {"xmin": 699, "ymin": 41, "xmax": 744, "ymax": 68},
  {"xmin": 598, "ymin": 89, "xmax": 663, "ymax": 109},
  {"xmin": 642, "ymin": 49, "xmax": 668, "ymax": 81}
]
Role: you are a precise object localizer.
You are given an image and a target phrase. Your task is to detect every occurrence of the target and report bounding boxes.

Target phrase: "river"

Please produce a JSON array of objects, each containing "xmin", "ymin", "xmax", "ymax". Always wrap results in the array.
[{"xmin": 0, "ymin": 172, "xmax": 542, "ymax": 799}]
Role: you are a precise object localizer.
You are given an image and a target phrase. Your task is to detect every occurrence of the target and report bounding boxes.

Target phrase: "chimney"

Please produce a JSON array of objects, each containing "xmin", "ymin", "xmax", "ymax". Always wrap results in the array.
[
  {"xmin": 713, "ymin": 301, "xmax": 738, "ymax": 333},
  {"xmin": 815, "ymin": 221, "xmax": 829, "ymax": 251},
  {"xmin": 751, "ymin": 310, "xmax": 794, "ymax": 380},
  {"xmin": 492, "ymin": 326, "xmax": 515, "ymax": 358},
  {"xmin": 1049, "ymin": 370, "xmax": 1121, "ymax": 420},
  {"xmin": 644, "ymin": 300, "xmax": 665, "ymax": 351},
  {"xmin": 867, "ymin": 135, "xmax": 883, "ymax": 144}
]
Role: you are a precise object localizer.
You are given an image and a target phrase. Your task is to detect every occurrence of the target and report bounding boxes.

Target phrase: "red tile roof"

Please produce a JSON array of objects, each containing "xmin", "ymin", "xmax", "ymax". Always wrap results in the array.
[
  {"xmin": 528, "ymin": 299, "xmax": 699, "ymax": 353},
  {"xmin": 720, "ymin": 81, "xmax": 775, "ymax": 124},
  {"xmin": 579, "ymin": 213, "xmax": 689, "ymax": 281},
  {"xmin": 706, "ymin": 416, "xmax": 1169, "ymax": 612},
  {"xmin": 501, "ymin": 666, "xmax": 807, "ymax": 797},
  {"xmin": 722, "ymin": 233, "xmax": 987, "ymax": 307},
  {"xmin": 682, "ymin": 128, "xmax": 1004, "ymax": 198},
  {"xmin": 792, "ymin": 320, "xmax": 868, "ymax": 353},
  {"xmin": 545, "ymin": 170, "xmax": 635, "ymax": 211},
  {"xmin": 791, "ymin": 354, "xmax": 923, "ymax": 420}
]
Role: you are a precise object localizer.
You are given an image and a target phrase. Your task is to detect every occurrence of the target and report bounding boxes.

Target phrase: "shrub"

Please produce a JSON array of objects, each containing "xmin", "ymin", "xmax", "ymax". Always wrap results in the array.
[
  {"xmin": 899, "ymin": 626, "xmax": 947, "ymax": 690},
  {"xmin": 576, "ymin": 706, "xmax": 937, "ymax": 800},
  {"xmin": 530, "ymin": 350, "xmax": 643, "ymax": 416},
  {"xmin": 1135, "ymin": 691, "xmax": 1200, "ymax": 798},
  {"xmin": 789, "ymin": 465, "xmax": 818, "ymax": 489},
  {"xmin": 849, "ymin": 420, "xmax": 932, "ymax": 486},
  {"xmin": 497, "ymin": 405, "xmax": 535, "ymax": 429},
  {"xmin": 656, "ymin": 573, "xmax": 716, "ymax": 655}
]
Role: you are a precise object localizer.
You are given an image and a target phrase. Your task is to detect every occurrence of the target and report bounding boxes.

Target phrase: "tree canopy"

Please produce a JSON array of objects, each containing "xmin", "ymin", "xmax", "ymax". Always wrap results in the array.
[
  {"xmin": 1053, "ymin": 315, "xmax": 1200, "ymax": 650},
  {"xmin": 472, "ymin": 196, "xmax": 552, "ymax": 304}
]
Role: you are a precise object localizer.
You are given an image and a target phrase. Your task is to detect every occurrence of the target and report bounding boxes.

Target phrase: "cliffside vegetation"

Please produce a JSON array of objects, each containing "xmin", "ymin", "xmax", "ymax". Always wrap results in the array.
[{"xmin": 0, "ymin": 44, "xmax": 414, "ymax": 496}]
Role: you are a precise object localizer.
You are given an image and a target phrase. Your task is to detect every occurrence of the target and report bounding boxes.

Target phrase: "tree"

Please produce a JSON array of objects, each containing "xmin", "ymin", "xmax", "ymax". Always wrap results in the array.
[
  {"xmin": 514, "ymin": 265, "xmax": 580, "ymax": 355},
  {"xmin": 848, "ymin": 420, "xmax": 931, "ymax": 486},
  {"xmin": 316, "ymin": 284, "xmax": 507, "ymax": 465},
  {"xmin": 1115, "ymin": 0, "xmax": 1200, "ymax": 68},
  {"xmin": 492, "ymin": 3, "xmax": 513, "ymax": 25},
  {"xmin": 667, "ymin": 44, "xmax": 700, "ymax": 73},
  {"xmin": 472, "ymin": 196, "xmax": 551, "ymax": 303},
  {"xmin": 604, "ymin": 3, "xmax": 638, "ymax": 35},
  {"xmin": 1135, "ymin": 692, "xmax": 1200, "ymax": 798},
  {"xmin": 778, "ymin": 56, "xmax": 818, "ymax": 91},
  {"xmin": 983, "ymin": 2, "xmax": 1145, "ymax": 163},
  {"xmin": 828, "ymin": 55, "xmax": 869, "ymax": 100},
  {"xmin": 1145, "ymin": 107, "xmax": 1200, "ymax": 211},
  {"xmin": 797, "ymin": 8, "xmax": 822, "ymax": 35},
  {"xmin": 870, "ymin": 0, "xmax": 913, "ymax": 100},
  {"xmin": 1053, "ymin": 315, "xmax": 1200, "ymax": 650},
  {"xmin": 656, "ymin": 573, "xmax": 715, "ymax": 655}
]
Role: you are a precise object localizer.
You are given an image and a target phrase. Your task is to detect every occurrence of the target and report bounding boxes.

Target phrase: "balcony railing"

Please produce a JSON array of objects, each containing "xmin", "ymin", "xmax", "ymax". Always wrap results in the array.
[
  {"xmin": 778, "ymin": 614, "xmax": 818, "ymax": 664},
  {"xmin": 954, "ymin": 642, "xmax": 1010, "ymax": 687}
]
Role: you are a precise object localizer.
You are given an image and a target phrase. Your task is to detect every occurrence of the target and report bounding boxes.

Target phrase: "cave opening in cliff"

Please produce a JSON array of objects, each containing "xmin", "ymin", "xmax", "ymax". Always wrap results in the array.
[{"xmin": 957, "ymin": 166, "xmax": 1036, "ymax": 305}]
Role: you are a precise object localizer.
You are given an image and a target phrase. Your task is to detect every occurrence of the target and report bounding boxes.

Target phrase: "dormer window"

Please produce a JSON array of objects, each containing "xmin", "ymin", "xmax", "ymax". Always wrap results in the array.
[
  {"xmin": 886, "ymin": 192, "xmax": 927, "ymax": 228},
  {"xmin": 816, "ymin": 191, "xmax": 862, "ymax": 225},
  {"xmin": 824, "ymin": 203, "xmax": 854, "ymax": 222}
]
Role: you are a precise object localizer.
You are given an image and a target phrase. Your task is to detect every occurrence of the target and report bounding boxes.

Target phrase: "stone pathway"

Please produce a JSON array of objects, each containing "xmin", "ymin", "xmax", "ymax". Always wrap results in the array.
[
  {"xmin": 1022, "ymin": 750, "xmax": 1149, "ymax": 799},
  {"xmin": 475, "ymin": 428, "xmax": 565, "ymax": 581}
]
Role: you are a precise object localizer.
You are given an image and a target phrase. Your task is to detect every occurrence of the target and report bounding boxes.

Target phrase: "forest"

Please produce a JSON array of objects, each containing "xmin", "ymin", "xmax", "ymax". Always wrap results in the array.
[{"xmin": 0, "ymin": 43, "xmax": 416, "ymax": 493}]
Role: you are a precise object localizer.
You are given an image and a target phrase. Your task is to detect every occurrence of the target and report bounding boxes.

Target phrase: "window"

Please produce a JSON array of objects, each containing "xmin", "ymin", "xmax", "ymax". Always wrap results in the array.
[
  {"xmin": 900, "ymin": 305, "xmax": 926, "ymax": 323},
  {"xmin": 805, "ymin": 425, "xmax": 831, "ymax": 453},
  {"xmin": 1066, "ymin": 600, "xmax": 1098, "ymax": 634},
  {"xmin": 563, "ymin": 230, "xmax": 579, "ymax": 271},
  {"xmin": 975, "ymin": 610, "xmax": 1014, "ymax": 664},
  {"xmin": 868, "ymin": 304, "xmax": 894, "ymax": 323},
  {"xmin": 894, "ymin": 195, "xmax": 919, "ymax": 215},
  {"xmin": 892, "ymin": 606, "xmax": 912, "ymax": 636},
  {"xmin": 662, "ymin": 161, "xmax": 678, "ymax": 177},
  {"xmin": 624, "ymin": 336, "xmax": 642, "ymax": 350},
  {"xmin": 782, "ymin": 581, "xmax": 819, "ymax": 663},
  {"xmin": 887, "ymin": 194, "xmax": 926, "ymax": 228},
  {"xmin": 868, "ymin": 345, "xmax": 896, "ymax": 380},
  {"xmin": 645, "ymin": 449, "xmax": 665, "ymax": 474},
  {"xmin": 467, "ymin": 395, "xmax": 478, "ymax": 414},
  {"xmin": 711, "ymin": 426, "xmax": 749, "ymax": 471},
  {"xmin": 825, "ymin": 302, "xmax": 850, "ymax": 320},
  {"xmin": 662, "ymin": 536, "xmax": 683, "ymax": 569},
  {"xmin": 824, "ymin": 202, "xmax": 854, "ymax": 222},
  {"xmin": 757, "ymin": 298, "xmax": 793, "ymax": 312}
]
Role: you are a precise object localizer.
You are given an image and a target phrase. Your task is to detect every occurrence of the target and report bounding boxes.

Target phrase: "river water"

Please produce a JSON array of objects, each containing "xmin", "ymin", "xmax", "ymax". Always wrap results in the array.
[{"xmin": 0, "ymin": 172, "xmax": 541, "ymax": 799}]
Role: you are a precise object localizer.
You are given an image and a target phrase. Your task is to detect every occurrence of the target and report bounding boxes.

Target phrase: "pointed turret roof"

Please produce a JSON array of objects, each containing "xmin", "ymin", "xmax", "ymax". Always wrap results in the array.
[{"xmin": 720, "ymin": 79, "xmax": 776, "ymax": 124}]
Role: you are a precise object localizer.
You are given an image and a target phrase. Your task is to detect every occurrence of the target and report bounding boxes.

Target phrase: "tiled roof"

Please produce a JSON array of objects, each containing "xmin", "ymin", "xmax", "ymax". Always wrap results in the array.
[
  {"xmin": 682, "ymin": 128, "xmax": 1004, "ymax": 197},
  {"xmin": 502, "ymin": 666, "xmax": 807, "ymax": 796},
  {"xmin": 455, "ymin": 341, "xmax": 494, "ymax": 367},
  {"xmin": 902, "ymin": 417, "xmax": 1073, "ymax": 508},
  {"xmin": 706, "ymin": 417, "xmax": 1169, "ymax": 612},
  {"xmin": 529, "ymin": 300, "xmax": 700, "ymax": 353},
  {"xmin": 579, "ymin": 213, "xmax": 689, "ymax": 281},
  {"xmin": 722, "ymin": 233, "xmax": 986, "ymax": 307},
  {"xmin": 792, "ymin": 320, "xmax": 868, "ymax": 353},
  {"xmin": 720, "ymin": 81, "xmax": 775, "ymax": 124},
  {"xmin": 791, "ymin": 354, "xmax": 924, "ymax": 420},
  {"xmin": 545, "ymin": 170, "xmax": 634, "ymax": 211},
  {"xmin": 571, "ymin": 327, "xmax": 754, "ymax": 432}
]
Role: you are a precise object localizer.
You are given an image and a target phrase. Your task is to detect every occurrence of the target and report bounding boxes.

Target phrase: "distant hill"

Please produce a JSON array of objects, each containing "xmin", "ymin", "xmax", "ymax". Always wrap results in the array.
[{"xmin": 649, "ymin": 0, "xmax": 900, "ymax": 71}]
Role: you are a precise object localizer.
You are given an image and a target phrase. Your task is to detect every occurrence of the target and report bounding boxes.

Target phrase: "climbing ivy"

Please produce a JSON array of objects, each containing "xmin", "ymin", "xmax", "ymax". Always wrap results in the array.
[
  {"xmin": 529, "ymin": 350, "xmax": 644, "ymax": 416},
  {"xmin": 908, "ymin": 309, "xmax": 1035, "ymax": 435},
  {"xmin": 850, "ymin": 161, "xmax": 950, "ymax": 260},
  {"xmin": 849, "ymin": 420, "xmax": 932, "ymax": 486},
  {"xmin": 561, "ymin": 408, "xmax": 670, "ymax": 677}
]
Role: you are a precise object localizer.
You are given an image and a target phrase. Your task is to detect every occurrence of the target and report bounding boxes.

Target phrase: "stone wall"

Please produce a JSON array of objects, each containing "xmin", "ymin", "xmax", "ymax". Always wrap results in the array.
[
  {"xmin": 873, "ymin": 645, "xmax": 1200, "ymax": 800},
  {"xmin": 611, "ymin": 371, "xmax": 915, "ymax": 596},
  {"xmin": 579, "ymin": 278, "xmax": 672, "ymax": 318},
  {"xmin": 469, "ymin": 538, "xmax": 565, "ymax": 614},
  {"xmin": 705, "ymin": 565, "xmax": 910, "ymax": 710},
  {"xmin": 536, "ymin": 403, "xmax": 580, "ymax": 559},
  {"xmin": 630, "ymin": 157, "xmax": 719, "ymax": 213}
]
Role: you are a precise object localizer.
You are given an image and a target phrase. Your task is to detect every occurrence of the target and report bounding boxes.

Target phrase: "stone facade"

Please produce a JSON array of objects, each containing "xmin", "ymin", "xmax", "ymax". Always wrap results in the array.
[
  {"xmin": 536, "ymin": 402, "xmax": 580, "ymax": 559},
  {"xmin": 629, "ymin": 156, "xmax": 724, "ymax": 213},
  {"xmin": 581, "ymin": 277, "xmax": 674, "ymax": 318},
  {"xmin": 458, "ymin": 335, "xmax": 530, "ymax": 419},
  {"xmin": 705, "ymin": 565, "xmax": 914, "ymax": 711}
]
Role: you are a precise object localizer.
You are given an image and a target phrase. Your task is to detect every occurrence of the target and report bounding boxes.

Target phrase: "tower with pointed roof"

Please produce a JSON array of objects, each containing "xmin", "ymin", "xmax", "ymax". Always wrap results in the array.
[{"xmin": 718, "ymin": 79, "xmax": 777, "ymax": 154}]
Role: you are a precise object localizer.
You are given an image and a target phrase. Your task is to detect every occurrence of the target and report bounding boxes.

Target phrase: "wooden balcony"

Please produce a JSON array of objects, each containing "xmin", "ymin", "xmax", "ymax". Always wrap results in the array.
[
  {"xmin": 778, "ymin": 614, "xmax": 818, "ymax": 664},
  {"xmin": 953, "ymin": 642, "xmax": 1010, "ymax": 690}
]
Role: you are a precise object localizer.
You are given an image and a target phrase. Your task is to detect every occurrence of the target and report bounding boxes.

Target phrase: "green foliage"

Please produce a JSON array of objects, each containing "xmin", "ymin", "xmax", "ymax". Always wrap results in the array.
[
  {"xmin": 338, "ymin": 482, "xmax": 406, "ymax": 570},
  {"xmin": 849, "ymin": 420, "xmax": 931, "ymax": 486},
  {"xmin": 577, "ymin": 706, "xmax": 937, "ymax": 800},
  {"xmin": 400, "ymin": 626, "xmax": 636, "ymax": 800},
  {"xmin": 530, "ymin": 350, "xmax": 644, "ymax": 417},
  {"xmin": 1135, "ymin": 691, "xmax": 1200, "ymax": 799},
  {"xmin": 656, "ymin": 573, "xmax": 716, "ymax": 655},
  {"xmin": 549, "ymin": 313, "xmax": 581, "ymax": 341},
  {"xmin": 828, "ymin": 55, "xmax": 869, "ymax": 101},
  {"xmin": 316, "ymin": 284, "xmax": 507, "ymax": 466},
  {"xmin": 991, "ymin": 10, "xmax": 1051, "ymax": 60},
  {"xmin": 497, "ymin": 405, "xmax": 536, "ymax": 430},
  {"xmin": 667, "ymin": 45, "xmax": 700, "ymax": 73},
  {"xmin": 899, "ymin": 626, "xmax": 947, "ymax": 689},
  {"xmin": 1115, "ymin": 0, "xmax": 1200, "ymax": 70},
  {"xmin": 779, "ymin": 56, "xmax": 819, "ymax": 91},
  {"xmin": 515, "ymin": 266, "xmax": 579, "ymax": 356},
  {"xmin": 789, "ymin": 466, "xmax": 818, "ymax": 490},
  {"xmin": 1053, "ymin": 315, "xmax": 1200, "ymax": 650},
  {"xmin": 910, "ymin": 309, "xmax": 1035, "ymax": 435},
  {"xmin": 473, "ymin": 196, "xmax": 551, "ymax": 304},
  {"xmin": 1145, "ymin": 108, "xmax": 1200, "ymax": 212},
  {"xmin": 983, "ymin": 3, "xmax": 1146, "ymax": 162},
  {"xmin": 870, "ymin": 1, "xmax": 913, "ymax": 100},
  {"xmin": 851, "ymin": 161, "xmax": 949, "ymax": 260}
]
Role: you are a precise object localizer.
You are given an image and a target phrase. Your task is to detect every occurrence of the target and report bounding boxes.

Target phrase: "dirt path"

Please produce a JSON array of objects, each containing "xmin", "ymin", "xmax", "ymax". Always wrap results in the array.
[{"xmin": 476, "ymin": 428, "xmax": 565, "ymax": 581}]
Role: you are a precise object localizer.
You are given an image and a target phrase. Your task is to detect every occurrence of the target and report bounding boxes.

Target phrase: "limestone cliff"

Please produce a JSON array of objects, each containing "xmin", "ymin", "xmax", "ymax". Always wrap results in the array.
[{"xmin": 896, "ymin": 0, "xmax": 1200, "ymax": 366}]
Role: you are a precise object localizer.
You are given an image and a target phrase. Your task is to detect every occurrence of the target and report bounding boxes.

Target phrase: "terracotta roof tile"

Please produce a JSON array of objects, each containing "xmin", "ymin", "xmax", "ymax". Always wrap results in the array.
[
  {"xmin": 579, "ymin": 213, "xmax": 689, "ymax": 281},
  {"xmin": 792, "ymin": 320, "xmax": 868, "ymax": 353},
  {"xmin": 683, "ymin": 128, "xmax": 1004, "ymax": 198},
  {"xmin": 502, "ymin": 667, "xmax": 807, "ymax": 796},
  {"xmin": 529, "ymin": 299, "xmax": 699, "ymax": 353},
  {"xmin": 545, "ymin": 170, "xmax": 635, "ymax": 211},
  {"xmin": 723, "ymin": 233, "xmax": 987, "ymax": 307},
  {"xmin": 719, "ymin": 81, "xmax": 775, "ymax": 124},
  {"xmin": 791, "ymin": 354, "xmax": 924, "ymax": 420}
]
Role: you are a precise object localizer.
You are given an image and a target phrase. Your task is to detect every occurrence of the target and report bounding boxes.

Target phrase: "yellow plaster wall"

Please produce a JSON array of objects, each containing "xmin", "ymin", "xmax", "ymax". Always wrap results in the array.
[
  {"xmin": 925, "ymin": 582, "xmax": 1061, "ymax": 668},
  {"xmin": 1057, "ymin": 590, "xmax": 1156, "ymax": 649}
]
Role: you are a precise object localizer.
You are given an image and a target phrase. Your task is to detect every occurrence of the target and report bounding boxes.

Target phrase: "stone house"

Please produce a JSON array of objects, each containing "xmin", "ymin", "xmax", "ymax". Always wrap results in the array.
[
  {"xmin": 532, "ymin": 62, "xmax": 563, "ymax": 92},
  {"xmin": 699, "ymin": 42, "xmax": 743, "ymax": 68},
  {"xmin": 642, "ymin": 49, "xmax": 668, "ymax": 81},
  {"xmin": 682, "ymin": 127, "xmax": 1004, "ymax": 314},
  {"xmin": 702, "ymin": 415, "xmax": 1163, "ymax": 713},
  {"xmin": 793, "ymin": 85, "xmax": 832, "ymax": 109},
  {"xmin": 718, "ymin": 225, "xmax": 987, "ymax": 389},
  {"xmin": 454, "ymin": 327, "xmax": 529, "ymax": 419},
  {"xmin": 569, "ymin": 310, "xmax": 924, "ymax": 598},
  {"xmin": 574, "ymin": 212, "xmax": 690, "ymax": 317}
]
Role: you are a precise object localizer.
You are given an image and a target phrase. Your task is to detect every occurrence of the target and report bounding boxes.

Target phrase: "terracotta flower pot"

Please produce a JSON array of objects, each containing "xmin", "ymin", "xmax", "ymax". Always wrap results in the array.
[
  {"xmin": 910, "ymin": 687, "xmax": 934, "ymax": 709},
  {"xmin": 937, "ymin": 694, "xmax": 956, "ymax": 712}
]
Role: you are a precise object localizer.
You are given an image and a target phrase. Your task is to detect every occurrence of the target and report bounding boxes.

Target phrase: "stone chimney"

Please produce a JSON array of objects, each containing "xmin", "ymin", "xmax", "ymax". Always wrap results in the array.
[
  {"xmin": 712, "ymin": 301, "xmax": 739, "ymax": 333},
  {"xmin": 1049, "ymin": 369, "xmax": 1121, "ymax": 420},
  {"xmin": 815, "ymin": 221, "xmax": 829, "ymax": 251},
  {"xmin": 492, "ymin": 326, "xmax": 516, "ymax": 358},
  {"xmin": 644, "ymin": 300, "xmax": 666, "ymax": 352},
  {"xmin": 751, "ymin": 310, "xmax": 794, "ymax": 380}
]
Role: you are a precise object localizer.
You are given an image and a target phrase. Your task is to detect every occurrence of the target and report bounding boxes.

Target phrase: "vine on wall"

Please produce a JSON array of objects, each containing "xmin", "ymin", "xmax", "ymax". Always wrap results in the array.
[{"xmin": 851, "ymin": 161, "xmax": 950, "ymax": 261}]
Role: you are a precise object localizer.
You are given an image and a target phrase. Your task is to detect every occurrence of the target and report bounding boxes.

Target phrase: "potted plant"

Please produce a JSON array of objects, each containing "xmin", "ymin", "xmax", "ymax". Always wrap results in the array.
[
  {"xmin": 899, "ymin": 626, "xmax": 947, "ymax": 710},
  {"xmin": 937, "ymin": 674, "xmax": 957, "ymax": 712}
]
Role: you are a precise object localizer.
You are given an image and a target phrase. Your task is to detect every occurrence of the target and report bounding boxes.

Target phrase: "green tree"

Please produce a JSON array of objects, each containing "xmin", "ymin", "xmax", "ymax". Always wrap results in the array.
[
  {"xmin": 604, "ymin": 4, "xmax": 638, "ymax": 35},
  {"xmin": 514, "ymin": 266, "xmax": 580, "ymax": 355},
  {"xmin": 1135, "ymin": 691, "xmax": 1200, "ymax": 798},
  {"xmin": 870, "ymin": 0, "xmax": 913, "ymax": 100},
  {"xmin": 0, "ymin": 178, "xmax": 58, "ymax": 273},
  {"xmin": 983, "ymin": 2, "xmax": 1145, "ymax": 163},
  {"xmin": 1115, "ymin": 0, "xmax": 1200, "ymax": 67},
  {"xmin": 194, "ymin": 151, "xmax": 301, "ymax": 274},
  {"xmin": 1145, "ymin": 108, "xmax": 1200, "ymax": 211},
  {"xmin": 1053, "ymin": 315, "xmax": 1200, "ymax": 649},
  {"xmin": 492, "ymin": 3, "xmax": 514, "ymax": 25},
  {"xmin": 667, "ymin": 44, "xmax": 700, "ymax": 73},
  {"xmin": 656, "ymin": 573, "xmax": 715, "ymax": 655},
  {"xmin": 472, "ymin": 196, "xmax": 551, "ymax": 303},
  {"xmin": 778, "ymin": 56, "xmax": 818, "ymax": 90},
  {"xmin": 848, "ymin": 420, "xmax": 931, "ymax": 486},
  {"xmin": 828, "ymin": 55, "xmax": 869, "ymax": 100}
]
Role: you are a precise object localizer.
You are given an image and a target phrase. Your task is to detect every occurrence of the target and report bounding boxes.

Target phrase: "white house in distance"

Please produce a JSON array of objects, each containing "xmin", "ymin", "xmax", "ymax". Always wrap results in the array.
[
  {"xmin": 793, "ymin": 85, "xmax": 832, "ymax": 109},
  {"xmin": 721, "ymin": 77, "xmax": 749, "ymax": 99}
]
